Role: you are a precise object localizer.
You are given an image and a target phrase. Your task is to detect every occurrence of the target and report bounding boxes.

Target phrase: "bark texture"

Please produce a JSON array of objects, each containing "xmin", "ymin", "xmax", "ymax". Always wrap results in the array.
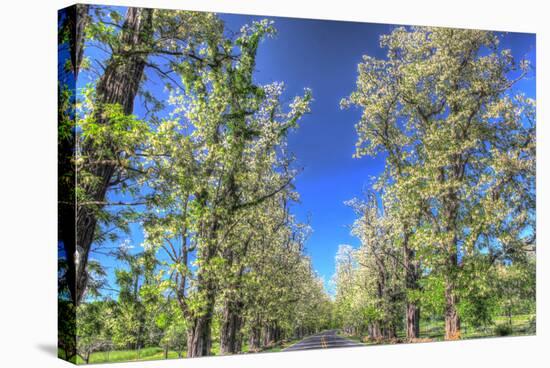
[
  {"xmin": 248, "ymin": 318, "xmax": 262, "ymax": 352},
  {"xmin": 186, "ymin": 286, "xmax": 215, "ymax": 357},
  {"xmin": 444, "ymin": 264, "xmax": 461, "ymax": 340},
  {"xmin": 403, "ymin": 234, "xmax": 421, "ymax": 339},
  {"xmin": 74, "ymin": 7, "xmax": 153, "ymax": 305},
  {"xmin": 220, "ymin": 300, "xmax": 244, "ymax": 354},
  {"xmin": 186, "ymin": 219, "xmax": 218, "ymax": 358}
]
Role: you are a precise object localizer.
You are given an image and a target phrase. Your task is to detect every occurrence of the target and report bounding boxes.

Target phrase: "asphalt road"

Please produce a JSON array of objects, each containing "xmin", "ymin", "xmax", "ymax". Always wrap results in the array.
[{"xmin": 283, "ymin": 330, "xmax": 364, "ymax": 351}]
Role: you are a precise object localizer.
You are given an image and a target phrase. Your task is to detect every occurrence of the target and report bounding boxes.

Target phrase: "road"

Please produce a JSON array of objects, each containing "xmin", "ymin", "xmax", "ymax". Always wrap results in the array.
[{"xmin": 283, "ymin": 329, "xmax": 364, "ymax": 351}]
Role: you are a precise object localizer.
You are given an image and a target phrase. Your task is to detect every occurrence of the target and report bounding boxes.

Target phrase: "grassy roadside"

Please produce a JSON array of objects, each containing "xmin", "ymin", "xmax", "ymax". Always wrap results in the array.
[
  {"xmin": 61, "ymin": 336, "xmax": 305, "ymax": 364},
  {"xmin": 338, "ymin": 314, "xmax": 535, "ymax": 344},
  {"xmin": 71, "ymin": 347, "xmax": 183, "ymax": 364}
]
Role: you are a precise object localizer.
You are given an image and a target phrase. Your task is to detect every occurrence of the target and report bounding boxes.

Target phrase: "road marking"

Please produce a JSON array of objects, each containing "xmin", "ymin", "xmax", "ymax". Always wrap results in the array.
[{"xmin": 283, "ymin": 330, "xmax": 365, "ymax": 351}]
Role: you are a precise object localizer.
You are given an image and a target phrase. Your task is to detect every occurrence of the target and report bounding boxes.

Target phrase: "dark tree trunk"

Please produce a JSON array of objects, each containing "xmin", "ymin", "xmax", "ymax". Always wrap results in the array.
[
  {"xmin": 404, "ymin": 255, "xmax": 420, "ymax": 340},
  {"xmin": 444, "ymin": 276, "xmax": 460, "ymax": 340},
  {"xmin": 406, "ymin": 303, "xmax": 420, "ymax": 340},
  {"xmin": 73, "ymin": 7, "xmax": 153, "ymax": 306},
  {"xmin": 220, "ymin": 249, "xmax": 248, "ymax": 355},
  {"xmin": 260, "ymin": 323, "xmax": 281, "ymax": 347},
  {"xmin": 187, "ymin": 302, "xmax": 214, "ymax": 357},
  {"xmin": 274, "ymin": 326, "xmax": 282, "ymax": 343},
  {"xmin": 403, "ymin": 233, "xmax": 421, "ymax": 339},
  {"xmin": 248, "ymin": 321, "xmax": 262, "ymax": 352},
  {"xmin": 442, "ymin": 170, "xmax": 461, "ymax": 340},
  {"xmin": 69, "ymin": 4, "xmax": 89, "ymax": 77},
  {"xmin": 220, "ymin": 300, "xmax": 244, "ymax": 354},
  {"xmin": 262, "ymin": 324, "xmax": 273, "ymax": 347},
  {"xmin": 444, "ymin": 208, "xmax": 461, "ymax": 340},
  {"xmin": 58, "ymin": 99, "xmax": 77, "ymax": 305},
  {"xmin": 368, "ymin": 322, "xmax": 382, "ymax": 340},
  {"xmin": 186, "ymin": 229, "xmax": 217, "ymax": 358},
  {"xmin": 383, "ymin": 325, "xmax": 397, "ymax": 339},
  {"xmin": 59, "ymin": 4, "xmax": 89, "ymax": 78},
  {"xmin": 185, "ymin": 204, "xmax": 225, "ymax": 356},
  {"xmin": 444, "ymin": 247, "xmax": 460, "ymax": 340}
]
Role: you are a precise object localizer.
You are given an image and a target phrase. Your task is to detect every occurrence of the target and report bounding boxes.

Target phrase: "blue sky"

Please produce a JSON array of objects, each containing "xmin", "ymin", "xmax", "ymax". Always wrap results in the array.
[
  {"xmin": 220, "ymin": 14, "xmax": 536, "ymax": 291},
  {"xmin": 78, "ymin": 7, "xmax": 536, "ymax": 295}
]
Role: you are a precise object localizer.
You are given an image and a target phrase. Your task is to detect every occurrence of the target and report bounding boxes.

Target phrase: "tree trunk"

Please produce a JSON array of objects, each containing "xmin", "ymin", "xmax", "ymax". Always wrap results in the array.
[
  {"xmin": 386, "ymin": 325, "xmax": 397, "ymax": 339},
  {"xmin": 187, "ymin": 310, "xmax": 214, "ymax": 358},
  {"xmin": 73, "ymin": 7, "xmax": 153, "ymax": 305},
  {"xmin": 406, "ymin": 302, "xmax": 420, "ymax": 340},
  {"xmin": 275, "ymin": 326, "xmax": 282, "ymax": 343},
  {"xmin": 262, "ymin": 324, "xmax": 275, "ymax": 347},
  {"xmin": 220, "ymin": 251, "xmax": 248, "ymax": 355},
  {"xmin": 368, "ymin": 322, "xmax": 382, "ymax": 340},
  {"xmin": 248, "ymin": 322, "xmax": 262, "ymax": 352},
  {"xmin": 220, "ymin": 300, "xmax": 243, "ymax": 354},
  {"xmin": 442, "ymin": 170, "xmax": 462, "ymax": 340},
  {"xmin": 403, "ymin": 233, "xmax": 421, "ymax": 339},
  {"xmin": 69, "ymin": 4, "xmax": 89, "ymax": 77},
  {"xmin": 444, "ymin": 277, "xmax": 460, "ymax": 340},
  {"xmin": 59, "ymin": 4, "xmax": 89, "ymax": 78},
  {"xmin": 186, "ymin": 233, "xmax": 217, "ymax": 357}
]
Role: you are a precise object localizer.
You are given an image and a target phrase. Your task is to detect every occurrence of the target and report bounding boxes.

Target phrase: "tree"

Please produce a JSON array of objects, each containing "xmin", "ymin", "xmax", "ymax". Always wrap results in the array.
[
  {"xmin": 333, "ymin": 244, "xmax": 360, "ymax": 335},
  {"xmin": 110, "ymin": 245, "xmax": 161, "ymax": 351},
  {"xmin": 342, "ymin": 26, "xmax": 535, "ymax": 339},
  {"xmin": 69, "ymin": 6, "xmax": 224, "ymax": 306},
  {"xmin": 76, "ymin": 301, "xmax": 112, "ymax": 364},
  {"xmin": 495, "ymin": 257, "xmax": 536, "ymax": 326},
  {"xmin": 156, "ymin": 300, "xmax": 187, "ymax": 359},
  {"xmin": 343, "ymin": 194, "xmax": 404, "ymax": 340},
  {"xmin": 141, "ymin": 19, "xmax": 312, "ymax": 357}
]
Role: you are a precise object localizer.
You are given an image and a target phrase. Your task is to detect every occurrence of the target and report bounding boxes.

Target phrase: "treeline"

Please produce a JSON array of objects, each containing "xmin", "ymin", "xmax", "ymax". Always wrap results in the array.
[
  {"xmin": 334, "ymin": 27, "xmax": 536, "ymax": 341},
  {"xmin": 58, "ymin": 6, "xmax": 331, "ymax": 363}
]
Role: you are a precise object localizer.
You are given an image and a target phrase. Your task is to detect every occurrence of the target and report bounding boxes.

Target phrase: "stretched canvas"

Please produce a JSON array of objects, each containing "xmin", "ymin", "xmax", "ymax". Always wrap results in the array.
[{"xmin": 58, "ymin": 3, "xmax": 536, "ymax": 364}]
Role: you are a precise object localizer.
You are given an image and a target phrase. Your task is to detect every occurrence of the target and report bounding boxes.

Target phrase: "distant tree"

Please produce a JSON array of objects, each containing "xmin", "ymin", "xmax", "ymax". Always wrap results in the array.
[
  {"xmin": 76, "ymin": 302, "xmax": 112, "ymax": 364},
  {"xmin": 343, "ymin": 194, "xmax": 404, "ymax": 340},
  {"xmin": 110, "ymin": 246, "xmax": 159, "ymax": 350},
  {"xmin": 156, "ymin": 300, "xmax": 187, "ymax": 359},
  {"xmin": 495, "ymin": 257, "xmax": 536, "ymax": 326}
]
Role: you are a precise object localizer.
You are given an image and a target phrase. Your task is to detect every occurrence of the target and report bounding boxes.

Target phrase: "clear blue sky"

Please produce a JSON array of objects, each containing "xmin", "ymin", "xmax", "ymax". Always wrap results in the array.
[{"xmin": 80, "ymin": 7, "xmax": 536, "ymax": 295}]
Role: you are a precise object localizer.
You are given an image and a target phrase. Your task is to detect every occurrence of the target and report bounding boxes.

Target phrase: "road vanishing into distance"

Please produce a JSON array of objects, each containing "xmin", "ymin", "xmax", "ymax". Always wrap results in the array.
[{"xmin": 283, "ymin": 330, "xmax": 364, "ymax": 351}]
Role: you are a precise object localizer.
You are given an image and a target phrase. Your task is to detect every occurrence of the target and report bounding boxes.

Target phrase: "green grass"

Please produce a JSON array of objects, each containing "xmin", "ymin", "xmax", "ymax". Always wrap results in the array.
[
  {"xmin": 63, "ymin": 339, "xmax": 270, "ymax": 364},
  {"xmin": 69, "ymin": 347, "xmax": 184, "ymax": 364},
  {"xmin": 419, "ymin": 314, "xmax": 534, "ymax": 340},
  {"xmin": 339, "ymin": 314, "xmax": 535, "ymax": 345}
]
